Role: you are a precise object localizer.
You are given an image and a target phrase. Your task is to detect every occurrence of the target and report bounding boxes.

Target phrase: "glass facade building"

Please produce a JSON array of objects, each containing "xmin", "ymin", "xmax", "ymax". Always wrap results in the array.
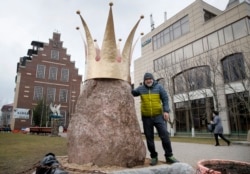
[{"xmin": 134, "ymin": 0, "xmax": 250, "ymax": 137}]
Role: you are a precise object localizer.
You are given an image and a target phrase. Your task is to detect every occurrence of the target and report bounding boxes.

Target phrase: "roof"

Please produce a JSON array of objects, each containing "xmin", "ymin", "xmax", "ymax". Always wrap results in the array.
[{"xmin": 1, "ymin": 103, "xmax": 13, "ymax": 112}]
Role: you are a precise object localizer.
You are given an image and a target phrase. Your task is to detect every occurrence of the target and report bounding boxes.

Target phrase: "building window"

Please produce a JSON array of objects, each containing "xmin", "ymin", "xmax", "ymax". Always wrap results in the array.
[
  {"xmin": 59, "ymin": 89, "xmax": 68, "ymax": 103},
  {"xmin": 175, "ymin": 97, "xmax": 214, "ymax": 132},
  {"xmin": 222, "ymin": 53, "xmax": 246, "ymax": 83},
  {"xmin": 153, "ymin": 59, "xmax": 160, "ymax": 72},
  {"xmin": 47, "ymin": 87, "xmax": 56, "ymax": 103},
  {"xmin": 232, "ymin": 19, "xmax": 248, "ymax": 40},
  {"xmin": 49, "ymin": 67, "xmax": 58, "ymax": 80},
  {"xmin": 202, "ymin": 37, "xmax": 209, "ymax": 51},
  {"xmin": 173, "ymin": 74, "xmax": 185, "ymax": 93},
  {"xmin": 153, "ymin": 33, "xmax": 161, "ymax": 50},
  {"xmin": 174, "ymin": 48, "xmax": 184, "ymax": 63},
  {"xmin": 224, "ymin": 25, "xmax": 234, "ymax": 43},
  {"xmin": 203, "ymin": 9, "xmax": 216, "ymax": 22},
  {"xmin": 218, "ymin": 29, "xmax": 225, "ymax": 45},
  {"xmin": 183, "ymin": 44, "xmax": 193, "ymax": 59},
  {"xmin": 36, "ymin": 64, "xmax": 46, "ymax": 79},
  {"xmin": 51, "ymin": 50, "xmax": 59, "ymax": 60},
  {"xmin": 61, "ymin": 68, "xmax": 69, "ymax": 82},
  {"xmin": 207, "ymin": 32, "xmax": 219, "ymax": 49},
  {"xmin": 154, "ymin": 55, "xmax": 171, "ymax": 71},
  {"xmin": 33, "ymin": 86, "xmax": 43, "ymax": 101},
  {"xmin": 180, "ymin": 15, "xmax": 189, "ymax": 35},
  {"xmin": 163, "ymin": 28, "xmax": 171, "ymax": 45},
  {"xmin": 165, "ymin": 54, "xmax": 172, "ymax": 67},
  {"xmin": 152, "ymin": 15, "xmax": 189, "ymax": 50},
  {"xmin": 226, "ymin": 92, "xmax": 250, "ymax": 133},
  {"xmin": 193, "ymin": 39, "xmax": 203, "ymax": 56},
  {"xmin": 173, "ymin": 21, "xmax": 181, "ymax": 39},
  {"xmin": 173, "ymin": 66, "xmax": 211, "ymax": 94},
  {"xmin": 153, "ymin": 17, "xmax": 250, "ymax": 68}
]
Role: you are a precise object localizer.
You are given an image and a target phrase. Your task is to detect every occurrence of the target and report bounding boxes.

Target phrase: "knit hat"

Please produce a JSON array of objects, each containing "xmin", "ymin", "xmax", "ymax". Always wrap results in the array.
[
  {"xmin": 144, "ymin": 73, "xmax": 154, "ymax": 80},
  {"xmin": 213, "ymin": 111, "xmax": 219, "ymax": 115}
]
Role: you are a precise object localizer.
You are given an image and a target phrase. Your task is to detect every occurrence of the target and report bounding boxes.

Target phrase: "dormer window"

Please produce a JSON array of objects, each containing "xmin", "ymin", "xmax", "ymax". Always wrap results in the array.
[{"xmin": 204, "ymin": 9, "xmax": 216, "ymax": 22}]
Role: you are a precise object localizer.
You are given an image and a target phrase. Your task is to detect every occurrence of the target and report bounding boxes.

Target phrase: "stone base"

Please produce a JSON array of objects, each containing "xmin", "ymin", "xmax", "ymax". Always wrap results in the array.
[
  {"xmin": 51, "ymin": 118, "xmax": 59, "ymax": 136},
  {"xmin": 110, "ymin": 163, "xmax": 195, "ymax": 174},
  {"xmin": 56, "ymin": 156, "xmax": 195, "ymax": 174}
]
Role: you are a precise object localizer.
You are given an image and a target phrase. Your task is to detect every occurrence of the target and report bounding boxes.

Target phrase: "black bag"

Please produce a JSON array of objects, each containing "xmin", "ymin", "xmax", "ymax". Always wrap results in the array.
[
  {"xmin": 207, "ymin": 124, "xmax": 215, "ymax": 132},
  {"xmin": 36, "ymin": 153, "xmax": 68, "ymax": 174}
]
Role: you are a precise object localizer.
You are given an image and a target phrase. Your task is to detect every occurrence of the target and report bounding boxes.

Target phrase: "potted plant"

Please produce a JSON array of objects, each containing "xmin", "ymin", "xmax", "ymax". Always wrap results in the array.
[{"xmin": 196, "ymin": 159, "xmax": 250, "ymax": 174}]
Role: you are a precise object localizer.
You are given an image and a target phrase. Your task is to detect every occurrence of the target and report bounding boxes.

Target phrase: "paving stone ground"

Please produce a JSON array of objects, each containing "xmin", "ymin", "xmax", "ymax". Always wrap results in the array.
[
  {"xmin": 59, "ymin": 132, "xmax": 250, "ymax": 173},
  {"xmin": 153, "ymin": 139, "xmax": 250, "ymax": 168}
]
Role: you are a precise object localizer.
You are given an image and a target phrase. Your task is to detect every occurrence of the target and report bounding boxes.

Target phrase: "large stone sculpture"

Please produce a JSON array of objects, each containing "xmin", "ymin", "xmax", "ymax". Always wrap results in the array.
[{"xmin": 67, "ymin": 3, "xmax": 146, "ymax": 167}]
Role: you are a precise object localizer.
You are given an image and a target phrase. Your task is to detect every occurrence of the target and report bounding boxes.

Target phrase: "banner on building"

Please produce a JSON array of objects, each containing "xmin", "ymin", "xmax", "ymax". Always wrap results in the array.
[{"xmin": 13, "ymin": 108, "xmax": 30, "ymax": 119}]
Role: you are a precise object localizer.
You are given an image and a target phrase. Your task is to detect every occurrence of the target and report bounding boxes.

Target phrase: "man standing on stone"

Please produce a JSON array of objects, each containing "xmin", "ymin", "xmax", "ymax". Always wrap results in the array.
[{"xmin": 132, "ymin": 72, "xmax": 179, "ymax": 165}]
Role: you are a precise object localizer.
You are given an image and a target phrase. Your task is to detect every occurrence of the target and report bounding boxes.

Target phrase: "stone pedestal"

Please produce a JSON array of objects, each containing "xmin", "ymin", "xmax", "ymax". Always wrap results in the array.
[
  {"xmin": 67, "ymin": 79, "xmax": 146, "ymax": 167},
  {"xmin": 51, "ymin": 118, "xmax": 59, "ymax": 136}
]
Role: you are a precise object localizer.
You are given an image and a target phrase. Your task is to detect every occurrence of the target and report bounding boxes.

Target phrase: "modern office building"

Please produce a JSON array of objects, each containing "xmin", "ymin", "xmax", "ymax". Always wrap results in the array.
[
  {"xmin": 11, "ymin": 32, "xmax": 82, "ymax": 130},
  {"xmin": 134, "ymin": 0, "xmax": 250, "ymax": 137}
]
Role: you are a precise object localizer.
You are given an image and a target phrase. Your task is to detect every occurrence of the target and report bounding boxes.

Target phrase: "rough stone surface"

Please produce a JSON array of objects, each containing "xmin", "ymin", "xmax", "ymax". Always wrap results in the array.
[
  {"xmin": 110, "ymin": 163, "xmax": 195, "ymax": 174},
  {"xmin": 67, "ymin": 79, "xmax": 146, "ymax": 167}
]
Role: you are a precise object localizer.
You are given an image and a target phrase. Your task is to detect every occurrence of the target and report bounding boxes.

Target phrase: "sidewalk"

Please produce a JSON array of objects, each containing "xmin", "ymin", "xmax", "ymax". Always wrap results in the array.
[{"xmin": 154, "ymin": 141, "xmax": 250, "ymax": 168}]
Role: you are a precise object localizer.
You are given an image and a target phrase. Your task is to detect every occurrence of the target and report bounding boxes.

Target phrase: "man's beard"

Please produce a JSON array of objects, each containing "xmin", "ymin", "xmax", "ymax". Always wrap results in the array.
[{"xmin": 146, "ymin": 82, "xmax": 153, "ymax": 87}]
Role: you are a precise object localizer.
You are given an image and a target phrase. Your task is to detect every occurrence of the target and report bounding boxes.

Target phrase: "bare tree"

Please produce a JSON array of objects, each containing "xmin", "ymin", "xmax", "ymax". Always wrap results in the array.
[
  {"xmin": 157, "ymin": 59, "xmax": 200, "ymax": 137},
  {"xmin": 176, "ymin": 59, "xmax": 200, "ymax": 137},
  {"xmin": 197, "ymin": 45, "xmax": 250, "ymax": 134},
  {"xmin": 192, "ymin": 49, "xmax": 224, "ymax": 124},
  {"xmin": 156, "ymin": 58, "xmax": 205, "ymax": 137},
  {"xmin": 155, "ymin": 65, "xmax": 176, "ymax": 136},
  {"xmin": 220, "ymin": 47, "xmax": 250, "ymax": 133}
]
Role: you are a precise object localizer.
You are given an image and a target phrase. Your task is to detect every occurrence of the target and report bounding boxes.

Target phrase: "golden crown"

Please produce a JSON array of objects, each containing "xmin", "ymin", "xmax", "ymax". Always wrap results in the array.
[{"xmin": 76, "ymin": 2, "xmax": 143, "ymax": 82}]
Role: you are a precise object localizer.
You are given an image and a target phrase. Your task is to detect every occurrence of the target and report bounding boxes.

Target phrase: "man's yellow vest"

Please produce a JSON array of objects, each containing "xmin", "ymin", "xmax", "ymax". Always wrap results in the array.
[{"xmin": 141, "ymin": 92, "xmax": 163, "ymax": 116}]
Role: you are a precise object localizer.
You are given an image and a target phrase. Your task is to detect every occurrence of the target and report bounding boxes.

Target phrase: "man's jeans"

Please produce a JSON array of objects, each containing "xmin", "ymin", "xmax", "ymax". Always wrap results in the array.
[{"xmin": 142, "ymin": 115, "xmax": 173, "ymax": 158}]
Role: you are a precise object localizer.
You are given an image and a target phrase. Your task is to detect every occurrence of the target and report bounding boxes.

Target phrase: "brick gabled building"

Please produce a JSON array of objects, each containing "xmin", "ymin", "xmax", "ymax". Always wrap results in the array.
[
  {"xmin": 11, "ymin": 32, "xmax": 82, "ymax": 130},
  {"xmin": 1, "ymin": 103, "xmax": 13, "ymax": 128}
]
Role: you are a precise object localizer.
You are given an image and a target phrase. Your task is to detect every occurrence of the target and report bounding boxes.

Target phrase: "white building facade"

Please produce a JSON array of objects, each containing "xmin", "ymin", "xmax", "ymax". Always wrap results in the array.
[{"xmin": 134, "ymin": 0, "xmax": 250, "ymax": 137}]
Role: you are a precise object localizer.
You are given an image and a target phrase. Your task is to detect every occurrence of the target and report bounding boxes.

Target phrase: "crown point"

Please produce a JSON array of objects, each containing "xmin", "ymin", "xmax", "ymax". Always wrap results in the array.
[
  {"xmin": 109, "ymin": 2, "xmax": 113, "ymax": 6},
  {"xmin": 77, "ymin": 2, "xmax": 143, "ymax": 82},
  {"xmin": 76, "ymin": 26, "xmax": 80, "ymax": 30},
  {"xmin": 76, "ymin": 10, "xmax": 81, "ymax": 15}
]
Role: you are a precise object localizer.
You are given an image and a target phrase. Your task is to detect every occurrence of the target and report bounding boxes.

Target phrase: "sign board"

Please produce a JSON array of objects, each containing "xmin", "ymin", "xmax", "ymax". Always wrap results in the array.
[{"xmin": 13, "ymin": 108, "xmax": 30, "ymax": 119}]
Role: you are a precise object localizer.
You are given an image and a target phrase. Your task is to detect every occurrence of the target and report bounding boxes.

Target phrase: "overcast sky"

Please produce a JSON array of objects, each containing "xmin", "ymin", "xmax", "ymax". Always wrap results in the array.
[{"xmin": 0, "ymin": 0, "xmax": 228, "ymax": 109}]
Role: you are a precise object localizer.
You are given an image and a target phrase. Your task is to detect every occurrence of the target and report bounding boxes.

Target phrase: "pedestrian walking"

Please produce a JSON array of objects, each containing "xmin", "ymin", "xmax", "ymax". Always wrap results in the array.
[
  {"xmin": 211, "ymin": 110, "xmax": 231, "ymax": 146},
  {"xmin": 132, "ymin": 72, "xmax": 179, "ymax": 165}
]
